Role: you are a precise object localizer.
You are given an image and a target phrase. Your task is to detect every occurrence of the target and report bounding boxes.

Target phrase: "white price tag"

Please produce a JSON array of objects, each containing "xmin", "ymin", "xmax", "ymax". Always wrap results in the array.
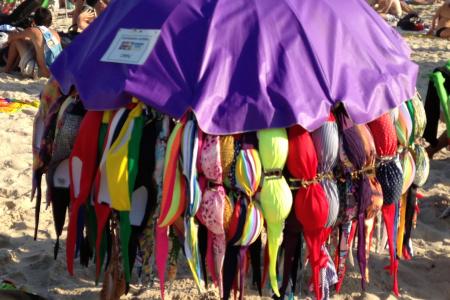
[{"xmin": 101, "ymin": 28, "xmax": 161, "ymax": 65}]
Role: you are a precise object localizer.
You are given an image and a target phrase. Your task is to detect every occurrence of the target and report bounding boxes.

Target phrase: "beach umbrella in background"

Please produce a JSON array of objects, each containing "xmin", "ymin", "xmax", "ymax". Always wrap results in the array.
[{"xmin": 51, "ymin": 0, "xmax": 417, "ymax": 135}]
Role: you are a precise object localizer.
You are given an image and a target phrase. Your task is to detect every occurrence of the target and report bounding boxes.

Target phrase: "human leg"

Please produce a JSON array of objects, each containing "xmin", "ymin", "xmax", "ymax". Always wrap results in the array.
[
  {"xmin": 400, "ymin": 1, "xmax": 414, "ymax": 13},
  {"xmin": 389, "ymin": 0, "xmax": 403, "ymax": 16},
  {"xmin": 15, "ymin": 40, "xmax": 38, "ymax": 78},
  {"xmin": 3, "ymin": 39, "xmax": 19, "ymax": 73}
]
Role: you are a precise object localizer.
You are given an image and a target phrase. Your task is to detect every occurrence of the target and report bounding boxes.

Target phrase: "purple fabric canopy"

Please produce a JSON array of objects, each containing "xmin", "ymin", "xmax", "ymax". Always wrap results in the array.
[{"xmin": 51, "ymin": 0, "xmax": 418, "ymax": 135}]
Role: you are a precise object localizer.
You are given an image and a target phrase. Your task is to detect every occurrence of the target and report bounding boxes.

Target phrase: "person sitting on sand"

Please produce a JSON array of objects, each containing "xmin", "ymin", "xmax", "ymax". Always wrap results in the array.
[
  {"xmin": 428, "ymin": 0, "xmax": 450, "ymax": 38},
  {"xmin": 374, "ymin": 0, "xmax": 403, "ymax": 17},
  {"xmin": 371, "ymin": 0, "xmax": 414, "ymax": 20},
  {"xmin": 2, "ymin": 7, "xmax": 62, "ymax": 78}
]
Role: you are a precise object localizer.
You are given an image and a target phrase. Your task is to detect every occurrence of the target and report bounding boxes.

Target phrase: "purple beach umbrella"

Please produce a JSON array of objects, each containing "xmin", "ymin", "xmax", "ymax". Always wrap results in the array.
[{"xmin": 51, "ymin": 0, "xmax": 417, "ymax": 134}]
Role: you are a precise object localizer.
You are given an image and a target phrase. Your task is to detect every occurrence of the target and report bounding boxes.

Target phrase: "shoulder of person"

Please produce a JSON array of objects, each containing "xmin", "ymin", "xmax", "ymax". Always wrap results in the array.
[
  {"xmin": 26, "ymin": 27, "xmax": 41, "ymax": 37},
  {"xmin": 50, "ymin": 28, "xmax": 62, "ymax": 41},
  {"xmin": 50, "ymin": 28, "xmax": 60, "ymax": 35}
]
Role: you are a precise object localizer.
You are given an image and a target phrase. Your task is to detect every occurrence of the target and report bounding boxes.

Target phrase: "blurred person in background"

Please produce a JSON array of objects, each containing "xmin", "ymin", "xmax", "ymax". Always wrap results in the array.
[
  {"xmin": 2, "ymin": 7, "xmax": 62, "ymax": 78},
  {"xmin": 72, "ymin": 0, "xmax": 108, "ymax": 31}
]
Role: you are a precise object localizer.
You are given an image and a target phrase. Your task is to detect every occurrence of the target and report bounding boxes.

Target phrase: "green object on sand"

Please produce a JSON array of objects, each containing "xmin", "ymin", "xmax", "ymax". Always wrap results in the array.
[
  {"xmin": 430, "ymin": 61, "xmax": 450, "ymax": 140},
  {"xmin": 0, "ymin": 280, "xmax": 46, "ymax": 300},
  {"xmin": 0, "ymin": 280, "xmax": 16, "ymax": 291}
]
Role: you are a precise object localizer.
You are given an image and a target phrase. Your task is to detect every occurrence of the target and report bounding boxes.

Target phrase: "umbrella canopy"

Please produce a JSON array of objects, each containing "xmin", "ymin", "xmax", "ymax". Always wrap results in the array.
[{"xmin": 51, "ymin": 0, "xmax": 418, "ymax": 134}]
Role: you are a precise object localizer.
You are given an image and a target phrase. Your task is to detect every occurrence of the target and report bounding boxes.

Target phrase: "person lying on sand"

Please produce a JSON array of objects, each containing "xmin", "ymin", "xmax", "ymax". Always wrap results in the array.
[
  {"xmin": 1, "ymin": 7, "xmax": 62, "ymax": 78},
  {"xmin": 428, "ymin": 0, "xmax": 450, "ymax": 38}
]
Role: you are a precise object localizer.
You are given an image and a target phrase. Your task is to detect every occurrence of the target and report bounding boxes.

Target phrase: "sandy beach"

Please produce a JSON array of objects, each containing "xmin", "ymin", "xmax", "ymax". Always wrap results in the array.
[{"xmin": 0, "ymin": 3, "xmax": 449, "ymax": 300}]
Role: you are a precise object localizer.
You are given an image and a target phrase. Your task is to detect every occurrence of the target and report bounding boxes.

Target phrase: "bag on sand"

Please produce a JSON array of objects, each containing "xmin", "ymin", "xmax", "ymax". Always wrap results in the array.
[
  {"xmin": 58, "ymin": 25, "xmax": 80, "ymax": 49},
  {"xmin": 397, "ymin": 13, "xmax": 424, "ymax": 31}
]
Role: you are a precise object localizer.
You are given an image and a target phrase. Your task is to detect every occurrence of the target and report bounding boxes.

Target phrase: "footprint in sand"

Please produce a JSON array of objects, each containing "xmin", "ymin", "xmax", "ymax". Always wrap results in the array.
[
  {"xmin": 10, "ymin": 221, "xmax": 27, "ymax": 230},
  {"xmin": 2, "ymin": 159, "xmax": 29, "ymax": 171},
  {"xmin": 4, "ymin": 200, "xmax": 16, "ymax": 210},
  {"xmin": 25, "ymin": 254, "xmax": 55, "ymax": 274},
  {"xmin": 0, "ymin": 188, "xmax": 20, "ymax": 199},
  {"xmin": 22, "ymin": 108, "xmax": 37, "ymax": 116},
  {"xmin": 4, "ymin": 271, "xmax": 27, "ymax": 284}
]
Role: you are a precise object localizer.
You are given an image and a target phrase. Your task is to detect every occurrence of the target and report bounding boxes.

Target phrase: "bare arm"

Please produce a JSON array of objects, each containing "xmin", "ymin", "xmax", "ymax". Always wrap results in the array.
[
  {"xmin": 428, "ymin": 7, "xmax": 442, "ymax": 34},
  {"xmin": 95, "ymin": 0, "xmax": 108, "ymax": 15},
  {"xmin": 35, "ymin": 49, "xmax": 50, "ymax": 78},
  {"xmin": 77, "ymin": 10, "xmax": 95, "ymax": 31},
  {"xmin": 8, "ymin": 29, "xmax": 32, "ymax": 43},
  {"xmin": 431, "ymin": 6, "xmax": 444, "ymax": 31},
  {"xmin": 72, "ymin": 0, "xmax": 85, "ymax": 29}
]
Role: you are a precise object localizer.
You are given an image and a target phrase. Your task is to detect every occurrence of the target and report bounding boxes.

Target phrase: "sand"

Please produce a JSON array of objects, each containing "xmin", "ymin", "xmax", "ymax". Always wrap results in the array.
[{"xmin": 0, "ymin": 3, "xmax": 449, "ymax": 300}]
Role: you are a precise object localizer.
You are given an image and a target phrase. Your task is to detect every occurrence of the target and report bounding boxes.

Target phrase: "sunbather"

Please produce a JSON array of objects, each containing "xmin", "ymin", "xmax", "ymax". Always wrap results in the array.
[
  {"xmin": 1, "ymin": 7, "xmax": 62, "ymax": 78},
  {"xmin": 428, "ymin": 0, "xmax": 450, "ymax": 38},
  {"xmin": 370, "ymin": 0, "xmax": 415, "ymax": 18},
  {"xmin": 373, "ymin": 0, "xmax": 403, "ymax": 17}
]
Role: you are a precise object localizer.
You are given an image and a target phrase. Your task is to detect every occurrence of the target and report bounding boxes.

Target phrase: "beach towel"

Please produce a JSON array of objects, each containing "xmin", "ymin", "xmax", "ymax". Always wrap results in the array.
[{"xmin": 0, "ymin": 97, "xmax": 39, "ymax": 113}]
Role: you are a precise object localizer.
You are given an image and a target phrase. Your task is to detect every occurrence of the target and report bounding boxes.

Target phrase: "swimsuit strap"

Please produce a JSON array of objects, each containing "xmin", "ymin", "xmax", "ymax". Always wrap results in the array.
[{"xmin": 38, "ymin": 26, "xmax": 62, "ymax": 66}]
